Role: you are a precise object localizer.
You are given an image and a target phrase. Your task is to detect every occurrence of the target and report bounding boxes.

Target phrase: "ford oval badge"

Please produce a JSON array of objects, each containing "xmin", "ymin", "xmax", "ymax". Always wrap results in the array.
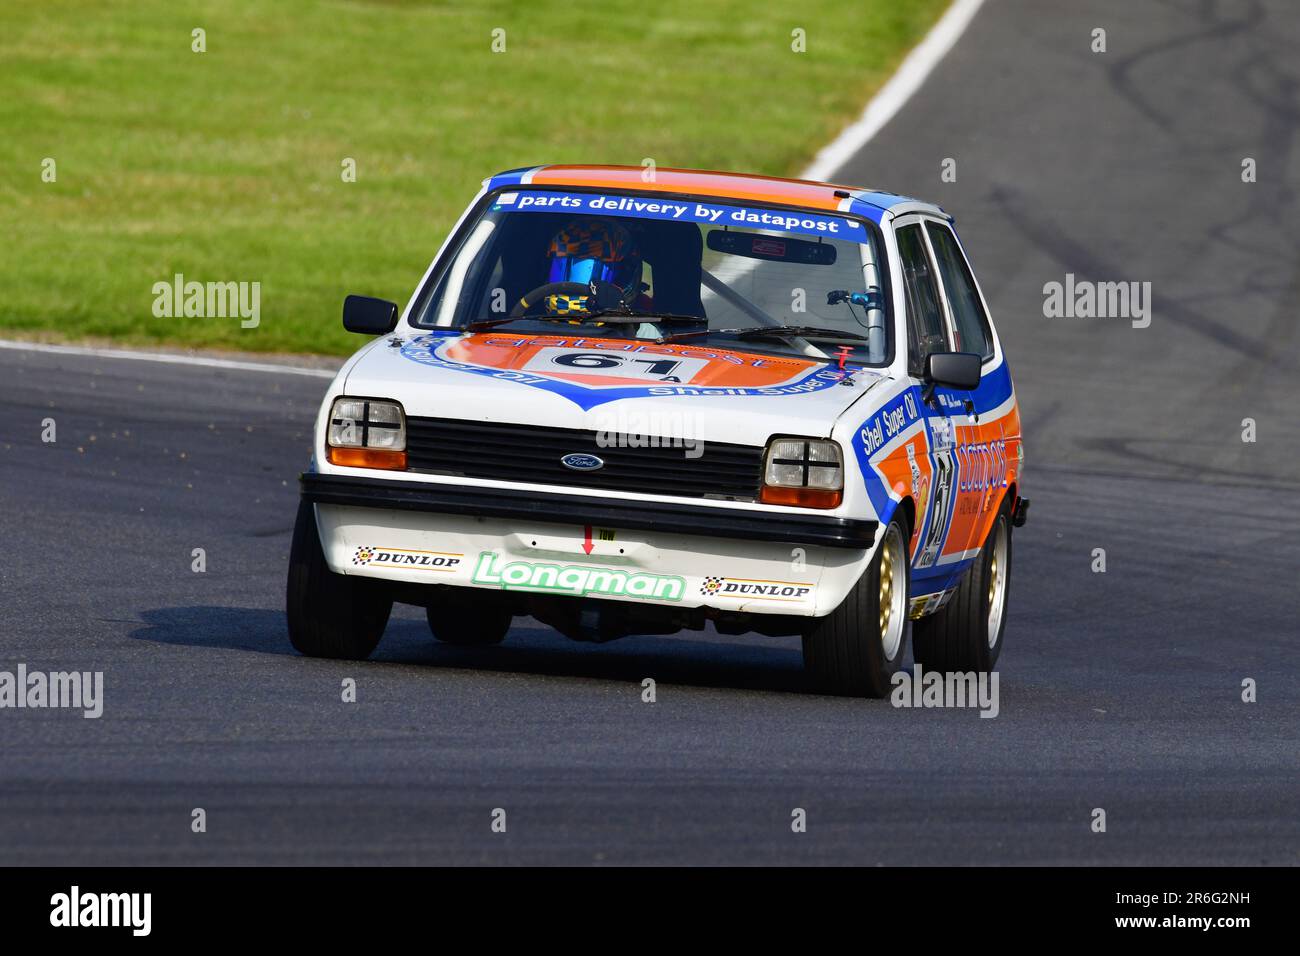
[{"xmin": 561, "ymin": 453, "xmax": 605, "ymax": 471}]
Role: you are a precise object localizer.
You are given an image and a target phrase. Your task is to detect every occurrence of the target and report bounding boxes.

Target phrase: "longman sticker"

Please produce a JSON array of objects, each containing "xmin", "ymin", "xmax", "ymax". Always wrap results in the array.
[{"xmin": 471, "ymin": 552, "xmax": 684, "ymax": 601}]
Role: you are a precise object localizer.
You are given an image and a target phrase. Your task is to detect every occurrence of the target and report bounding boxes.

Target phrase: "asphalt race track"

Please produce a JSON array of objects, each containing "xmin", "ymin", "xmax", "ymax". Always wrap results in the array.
[{"xmin": 2, "ymin": 1, "xmax": 1297, "ymax": 864}]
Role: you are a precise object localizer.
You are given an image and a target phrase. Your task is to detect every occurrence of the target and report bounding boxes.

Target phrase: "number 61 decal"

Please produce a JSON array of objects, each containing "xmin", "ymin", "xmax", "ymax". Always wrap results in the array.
[
  {"xmin": 552, "ymin": 352, "xmax": 682, "ymax": 377},
  {"xmin": 523, "ymin": 348, "xmax": 709, "ymax": 383}
]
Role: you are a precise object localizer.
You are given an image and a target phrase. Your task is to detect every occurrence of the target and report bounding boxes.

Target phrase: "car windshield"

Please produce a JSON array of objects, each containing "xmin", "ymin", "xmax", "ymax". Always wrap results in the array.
[{"xmin": 410, "ymin": 189, "xmax": 893, "ymax": 366}]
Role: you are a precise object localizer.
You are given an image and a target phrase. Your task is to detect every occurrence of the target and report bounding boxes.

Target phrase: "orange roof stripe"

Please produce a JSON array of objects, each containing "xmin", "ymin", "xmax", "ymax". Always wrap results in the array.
[{"xmin": 528, "ymin": 165, "xmax": 859, "ymax": 212}]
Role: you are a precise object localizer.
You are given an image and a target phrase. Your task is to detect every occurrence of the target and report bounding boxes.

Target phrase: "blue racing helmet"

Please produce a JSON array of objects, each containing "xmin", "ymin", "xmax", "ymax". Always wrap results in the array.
[{"xmin": 546, "ymin": 218, "xmax": 642, "ymax": 290}]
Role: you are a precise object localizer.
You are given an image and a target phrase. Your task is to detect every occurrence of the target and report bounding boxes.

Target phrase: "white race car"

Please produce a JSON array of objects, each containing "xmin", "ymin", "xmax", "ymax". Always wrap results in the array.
[{"xmin": 288, "ymin": 165, "xmax": 1028, "ymax": 697}]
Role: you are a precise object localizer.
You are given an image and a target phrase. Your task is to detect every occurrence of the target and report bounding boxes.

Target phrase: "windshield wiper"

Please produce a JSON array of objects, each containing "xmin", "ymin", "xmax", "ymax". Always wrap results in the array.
[
  {"xmin": 658, "ymin": 325, "xmax": 871, "ymax": 344},
  {"xmin": 465, "ymin": 311, "xmax": 704, "ymax": 332},
  {"xmin": 582, "ymin": 309, "xmax": 705, "ymax": 324}
]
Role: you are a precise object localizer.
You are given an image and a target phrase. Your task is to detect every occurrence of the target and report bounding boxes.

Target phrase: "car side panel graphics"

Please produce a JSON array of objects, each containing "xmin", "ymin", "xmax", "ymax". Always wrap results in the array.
[
  {"xmin": 853, "ymin": 360, "xmax": 1019, "ymax": 595},
  {"xmin": 914, "ymin": 405, "xmax": 957, "ymax": 569}
]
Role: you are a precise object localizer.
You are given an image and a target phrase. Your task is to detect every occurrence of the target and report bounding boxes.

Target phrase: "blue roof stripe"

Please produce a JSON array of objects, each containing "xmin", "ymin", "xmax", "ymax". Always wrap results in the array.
[
  {"xmin": 484, "ymin": 166, "xmax": 541, "ymax": 190},
  {"xmin": 852, "ymin": 190, "xmax": 917, "ymax": 210},
  {"xmin": 846, "ymin": 197, "xmax": 886, "ymax": 224}
]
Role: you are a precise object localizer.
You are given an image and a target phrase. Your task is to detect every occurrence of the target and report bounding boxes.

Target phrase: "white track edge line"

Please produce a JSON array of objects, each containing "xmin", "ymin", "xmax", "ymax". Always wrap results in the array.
[
  {"xmin": 800, "ymin": 0, "xmax": 987, "ymax": 182},
  {"xmin": 0, "ymin": 339, "xmax": 336, "ymax": 378}
]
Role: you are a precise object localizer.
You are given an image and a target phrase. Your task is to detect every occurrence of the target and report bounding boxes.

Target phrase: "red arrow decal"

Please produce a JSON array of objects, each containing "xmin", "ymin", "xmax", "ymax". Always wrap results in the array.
[{"xmin": 582, "ymin": 525, "xmax": 594, "ymax": 555}]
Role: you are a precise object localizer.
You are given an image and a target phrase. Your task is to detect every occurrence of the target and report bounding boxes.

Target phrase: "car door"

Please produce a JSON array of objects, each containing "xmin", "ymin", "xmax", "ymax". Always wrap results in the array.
[
  {"xmin": 892, "ymin": 218, "xmax": 963, "ymax": 578},
  {"xmin": 922, "ymin": 217, "xmax": 1003, "ymax": 562}
]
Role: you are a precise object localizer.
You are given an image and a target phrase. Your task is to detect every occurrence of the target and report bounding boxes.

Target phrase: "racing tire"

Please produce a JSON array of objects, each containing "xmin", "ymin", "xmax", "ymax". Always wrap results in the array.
[
  {"xmin": 802, "ymin": 515, "xmax": 910, "ymax": 698},
  {"xmin": 286, "ymin": 498, "xmax": 393, "ymax": 659},
  {"xmin": 425, "ymin": 599, "xmax": 512, "ymax": 646},
  {"xmin": 912, "ymin": 496, "xmax": 1012, "ymax": 674}
]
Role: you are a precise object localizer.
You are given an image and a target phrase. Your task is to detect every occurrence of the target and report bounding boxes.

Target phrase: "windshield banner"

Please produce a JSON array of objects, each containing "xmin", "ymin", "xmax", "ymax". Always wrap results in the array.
[{"xmin": 491, "ymin": 190, "xmax": 865, "ymax": 241}]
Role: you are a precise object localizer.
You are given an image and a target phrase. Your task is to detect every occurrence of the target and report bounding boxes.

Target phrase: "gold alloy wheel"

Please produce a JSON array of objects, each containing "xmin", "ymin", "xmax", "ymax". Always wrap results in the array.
[
  {"xmin": 986, "ymin": 517, "xmax": 1009, "ymax": 648},
  {"xmin": 878, "ymin": 524, "xmax": 906, "ymax": 659}
]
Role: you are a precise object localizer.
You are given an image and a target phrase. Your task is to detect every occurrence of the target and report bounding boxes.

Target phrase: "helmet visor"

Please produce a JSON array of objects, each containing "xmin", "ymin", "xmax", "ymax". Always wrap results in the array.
[{"xmin": 549, "ymin": 256, "xmax": 617, "ymax": 286}]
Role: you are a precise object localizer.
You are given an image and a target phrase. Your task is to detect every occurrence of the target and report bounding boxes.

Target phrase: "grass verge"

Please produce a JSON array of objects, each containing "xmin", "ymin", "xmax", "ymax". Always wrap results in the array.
[{"xmin": 2, "ymin": 0, "xmax": 948, "ymax": 354}]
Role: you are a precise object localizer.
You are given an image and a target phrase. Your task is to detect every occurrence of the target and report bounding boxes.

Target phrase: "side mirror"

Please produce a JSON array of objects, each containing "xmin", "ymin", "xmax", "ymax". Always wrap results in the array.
[
  {"xmin": 342, "ymin": 295, "xmax": 399, "ymax": 335},
  {"xmin": 925, "ymin": 351, "xmax": 982, "ymax": 390}
]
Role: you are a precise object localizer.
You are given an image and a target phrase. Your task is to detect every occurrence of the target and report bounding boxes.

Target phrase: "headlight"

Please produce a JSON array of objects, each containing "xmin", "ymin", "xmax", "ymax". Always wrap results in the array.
[
  {"xmin": 760, "ymin": 437, "xmax": 843, "ymax": 508},
  {"xmin": 326, "ymin": 397, "xmax": 407, "ymax": 470}
]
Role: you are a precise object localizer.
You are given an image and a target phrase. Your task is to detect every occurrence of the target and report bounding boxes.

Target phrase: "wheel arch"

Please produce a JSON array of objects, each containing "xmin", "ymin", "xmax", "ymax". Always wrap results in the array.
[{"xmin": 881, "ymin": 494, "xmax": 917, "ymax": 554}]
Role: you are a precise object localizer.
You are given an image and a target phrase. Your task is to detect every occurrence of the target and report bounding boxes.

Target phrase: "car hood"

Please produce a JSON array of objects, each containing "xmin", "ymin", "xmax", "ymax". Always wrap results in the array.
[{"xmin": 342, "ymin": 330, "xmax": 886, "ymax": 446}]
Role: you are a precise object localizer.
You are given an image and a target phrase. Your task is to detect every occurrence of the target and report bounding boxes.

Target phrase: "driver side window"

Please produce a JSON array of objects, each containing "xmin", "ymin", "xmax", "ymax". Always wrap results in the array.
[{"xmin": 895, "ymin": 224, "xmax": 949, "ymax": 377}]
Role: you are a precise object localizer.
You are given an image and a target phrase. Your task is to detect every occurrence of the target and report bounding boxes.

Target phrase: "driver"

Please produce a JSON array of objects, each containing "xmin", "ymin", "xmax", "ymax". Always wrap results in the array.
[{"xmin": 543, "ymin": 218, "xmax": 651, "ymax": 316}]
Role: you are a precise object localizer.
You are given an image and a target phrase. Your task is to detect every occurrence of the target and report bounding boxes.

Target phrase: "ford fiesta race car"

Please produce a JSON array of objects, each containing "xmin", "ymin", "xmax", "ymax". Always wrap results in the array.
[{"xmin": 287, "ymin": 165, "xmax": 1028, "ymax": 697}]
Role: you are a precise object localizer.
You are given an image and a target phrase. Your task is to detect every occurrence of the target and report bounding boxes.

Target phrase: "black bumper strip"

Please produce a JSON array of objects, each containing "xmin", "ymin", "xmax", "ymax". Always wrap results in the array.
[{"xmin": 300, "ymin": 473, "xmax": 877, "ymax": 549}]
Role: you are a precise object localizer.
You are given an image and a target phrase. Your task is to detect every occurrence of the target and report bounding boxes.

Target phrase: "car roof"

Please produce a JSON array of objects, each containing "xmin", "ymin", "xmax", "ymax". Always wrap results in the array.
[{"xmin": 482, "ymin": 165, "xmax": 948, "ymax": 224}]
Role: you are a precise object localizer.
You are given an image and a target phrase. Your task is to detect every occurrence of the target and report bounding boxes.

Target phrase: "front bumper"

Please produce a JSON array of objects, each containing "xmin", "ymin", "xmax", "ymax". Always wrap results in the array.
[
  {"xmin": 302, "ymin": 473, "xmax": 879, "ymax": 616},
  {"xmin": 300, "ymin": 473, "xmax": 877, "ymax": 549}
]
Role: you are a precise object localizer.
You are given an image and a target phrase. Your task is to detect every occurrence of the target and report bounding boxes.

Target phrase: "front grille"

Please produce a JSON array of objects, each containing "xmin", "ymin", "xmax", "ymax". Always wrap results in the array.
[{"xmin": 404, "ymin": 417, "xmax": 763, "ymax": 501}]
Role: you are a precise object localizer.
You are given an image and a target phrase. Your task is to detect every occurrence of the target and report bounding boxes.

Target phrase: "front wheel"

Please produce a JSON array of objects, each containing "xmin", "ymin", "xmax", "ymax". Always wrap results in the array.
[
  {"xmin": 912, "ymin": 497, "xmax": 1012, "ymax": 673},
  {"xmin": 802, "ymin": 516, "xmax": 910, "ymax": 698},
  {"xmin": 285, "ymin": 499, "xmax": 392, "ymax": 659}
]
